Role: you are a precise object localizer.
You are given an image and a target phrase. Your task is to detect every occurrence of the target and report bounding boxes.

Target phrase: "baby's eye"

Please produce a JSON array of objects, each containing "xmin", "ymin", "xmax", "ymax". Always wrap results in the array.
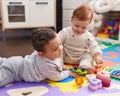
[
  {"xmin": 82, "ymin": 27, "xmax": 87, "ymax": 29},
  {"xmin": 75, "ymin": 25, "xmax": 79, "ymax": 27},
  {"xmin": 53, "ymin": 48, "xmax": 58, "ymax": 52}
]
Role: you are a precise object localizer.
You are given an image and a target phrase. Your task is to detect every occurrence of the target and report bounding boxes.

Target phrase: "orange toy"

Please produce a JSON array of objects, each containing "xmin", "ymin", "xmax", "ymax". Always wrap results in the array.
[{"xmin": 75, "ymin": 76, "xmax": 84, "ymax": 86}]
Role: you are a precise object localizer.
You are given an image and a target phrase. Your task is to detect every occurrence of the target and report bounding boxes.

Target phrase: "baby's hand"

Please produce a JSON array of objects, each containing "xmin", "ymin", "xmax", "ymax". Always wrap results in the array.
[
  {"xmin": 87, "ymin": 67, "xmax": 95, "ymax": 74},
  {"xmin": 95, "ymin": 56, "xmax": 103, "ymax": 64},
  {"xmin": 62, "ymin": 64, "xmax": 69, "ymax": 70},
  {"xmin": 69, "ymin": 71, "xmax": 78, "ymax": 77}
]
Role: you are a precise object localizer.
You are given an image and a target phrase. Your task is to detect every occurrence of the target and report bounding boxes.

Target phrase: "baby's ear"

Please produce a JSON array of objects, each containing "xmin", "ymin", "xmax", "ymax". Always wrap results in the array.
[{"xmin": 38, "ymin": 52, "xmax": 45, "ymax": 57}]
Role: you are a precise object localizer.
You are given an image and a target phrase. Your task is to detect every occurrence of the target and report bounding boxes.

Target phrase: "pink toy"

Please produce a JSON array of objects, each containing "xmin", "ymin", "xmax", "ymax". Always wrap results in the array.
[
  {"xmin": 103, "ymin": 27, "xmax": 108, "ymax": 34},
  {"xmin": 96, "ymin": 71, "xmax": 111, "ymax": 87},
  {"xmin": 113, "ymin": 22, "xmax": 118, "ymax": 31},
  {"xmin": 86, "ymin": 75, "xmax": 102, "ymax": 91}
]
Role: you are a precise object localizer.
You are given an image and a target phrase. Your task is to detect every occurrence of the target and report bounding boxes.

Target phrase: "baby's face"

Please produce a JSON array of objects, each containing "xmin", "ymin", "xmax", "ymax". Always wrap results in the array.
[
  {"xmin": 71, "ymin": 17, "xmax": 90, "ymax": 35},
  {"xmin": 43, "ymin": 35, "xmax": 63, "ymax": 60}
]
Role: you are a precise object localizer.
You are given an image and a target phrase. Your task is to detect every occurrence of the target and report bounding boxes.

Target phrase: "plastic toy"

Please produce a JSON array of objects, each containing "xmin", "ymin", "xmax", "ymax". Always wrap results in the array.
[
  {"xmin": 111, "ymin": 70, "xmax": 120, "ymax": 79},
  {"xmin": 96, "ymin": 71, "xmax": 111, "ymax": 87},
  {"xmin": 97, "ymin": 33, "xmax": 109, "ymax": 38},
  {"xmin": 94, "ymin": 64, "xmax": 107, "ymax": 73},
  {"xmin": 107, "ymin": 68, "xmax": 120, "ymax": 79},
  {"xmin": 88, "ymin": 0, "xmax": 120, "ymax": 33},
  {"xmin": 86, "ymin": 75, "xmax": 95, "ymax": 81},
  {"xmin": 72, "ymin": 67, "xmax": 88, "ymax": 76},
  {"xmin": 75, "ymin": 76, "xmax": 84, "ymax": 86},
  {"xmin": 86, "ymin": 75, "xmax": 102, "ymax": 91}
]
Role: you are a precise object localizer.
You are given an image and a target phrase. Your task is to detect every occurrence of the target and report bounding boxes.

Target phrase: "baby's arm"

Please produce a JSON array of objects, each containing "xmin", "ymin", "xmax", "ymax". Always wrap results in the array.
[
  {"xmin": 43, "ymin": 62, "xmax": 77, "ymax": 81},
  {"xmin": 69, "ymin": 71, "xmax": 78, "ymax": 77},
  {"xmin": 62, "ymin": 64, "xmax": 77, "ymax": 77},
  {"xmin": 61, "ymin": 64, "xmax": 78, "ymax": 77},
  {"xmin": 62, "ymin": 64, "xmax": 69, "ymax": 70},
  {"xmin": 87, "ymin": 32, "xmax": 103, "ymax": 65},
  {"xmin": 94, "ymin": 52, "xmax": 103, "ymax": 64}
]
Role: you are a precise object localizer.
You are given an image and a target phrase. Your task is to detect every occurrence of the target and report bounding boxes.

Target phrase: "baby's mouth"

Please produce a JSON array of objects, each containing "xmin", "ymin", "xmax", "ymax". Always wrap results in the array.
[{"xmin": 76, "ymin": 31, "xmax": 82, "ymax": 34}]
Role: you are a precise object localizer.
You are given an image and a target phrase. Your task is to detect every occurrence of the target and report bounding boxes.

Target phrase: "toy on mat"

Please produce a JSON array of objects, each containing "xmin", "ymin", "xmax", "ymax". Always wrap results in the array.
[
  {"xmin": 111, "ymin": 70, "xmax": 120, "ymax": 79},
  {"xmin": 75, "ymin": 76, "xmax": 84, "ymax": 86},
  {"xmin": 72, "ymin": 67, "xmax": 88, "ymax": 76},
  {"xmin": 108, "ymin": 68, "xmax": 120, "ymax": 79},
  {"xmin": 96, "ymin": 71, "xmax": 111, "ymax": 87},
  {"xmin": 94, "ymin": 64, "xmax": 107, "ymax": 73},
  {"xmin": 86, "ymin": 75, "xmax": 102, "ymax": 91}
]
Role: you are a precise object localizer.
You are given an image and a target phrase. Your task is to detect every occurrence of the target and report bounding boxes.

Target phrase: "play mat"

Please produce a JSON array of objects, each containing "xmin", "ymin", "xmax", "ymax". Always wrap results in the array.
[{"xmin": 0, "ymin": 42, "xmax": 120, "ymax": 96}]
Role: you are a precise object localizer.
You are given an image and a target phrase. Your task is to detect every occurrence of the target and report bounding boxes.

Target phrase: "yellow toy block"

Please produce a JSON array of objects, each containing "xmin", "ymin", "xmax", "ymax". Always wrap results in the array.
[{"xmin": 97, "ymin": 33, "xmax": 109, "ymax": 38}]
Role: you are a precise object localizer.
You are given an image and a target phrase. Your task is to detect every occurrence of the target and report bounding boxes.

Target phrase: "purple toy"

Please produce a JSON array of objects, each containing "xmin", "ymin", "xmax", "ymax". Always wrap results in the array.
[{"xmin": 86, "ymin": 75, "xmax": 102, "ymax": 91}]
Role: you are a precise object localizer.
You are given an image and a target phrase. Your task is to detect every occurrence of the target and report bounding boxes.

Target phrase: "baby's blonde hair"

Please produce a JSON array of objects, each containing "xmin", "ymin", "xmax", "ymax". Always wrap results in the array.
[{"xmin": 72, "ymin": 5, "xmax": 93, "ymax": 22}]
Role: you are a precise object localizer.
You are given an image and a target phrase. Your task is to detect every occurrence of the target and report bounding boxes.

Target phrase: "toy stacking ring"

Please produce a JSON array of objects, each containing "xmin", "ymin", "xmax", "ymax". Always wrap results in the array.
[{"xmin": 75, "ymin": 76, "xmax": 84, "ymax": 86}]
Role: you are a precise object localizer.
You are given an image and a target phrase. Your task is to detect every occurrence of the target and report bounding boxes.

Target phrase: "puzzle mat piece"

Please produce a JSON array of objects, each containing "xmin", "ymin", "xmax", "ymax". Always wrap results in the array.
[
  {"xmin": 48, "ymin": 76, "xmax": 88, "ymax": 92},
  {"xmin": 1, "ymin": 44, "xmax": 120, "ymax": 96},
  {"xmin": 90, "ymin": 93, "xmax": 120, "ymax": 96},
  {"xmin": 44, "ymin": 78, "xmax": 120, "ymax": 95},
  {"xmin": 102, "ymin": 44, "xmax": 120, "ymax": 63},
  {"xmin": 98, "ymin": 41, "xmax": 113, "ymax": 49},
  {"xmin": 99, "ymin": 42, "xmax": 120, "ymax": 52},
  {"xmin": 102, "ymin": 44, "xmax": 120, "ymax": 53},
  {"xmin": 89, "ymin": 83, "xmax": 120, "ymax": 96},
  {"xmin": 98, "ymin": 42, "xmax": 120, "ymax": 51},
  {"xmin": 103, "ymin": 60, "xmax": 119, "ymax": 68},
  {"xmin": 1, "ymin": 76, "xmax": 120, "ymax": 96},
  {"xmin": 7, "ymin": 86, "xmax": 48, "ymax": 96},
  {"xmin": 0, "ymin": 82, "xmax": 50, "ymax": 96},
  {"xmin": 102, "ymin": 51, "xmax": 120, "ymax": 62},
  {"xmin": 108, "ymin": 44, "xmax": 120, "ymax": 52},
  {"xmin": 57, "ymin": 82, "xmax": 120, "ymax": 96}
]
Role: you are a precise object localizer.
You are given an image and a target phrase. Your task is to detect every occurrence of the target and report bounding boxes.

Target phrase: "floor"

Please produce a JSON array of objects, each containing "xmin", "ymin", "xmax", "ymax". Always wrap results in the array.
[
  {"xmin": 0, "ymin": 24, "xmax": 120, "ymax": 96},
  {"xmin": 0, "ymin": 44, "xmax": 120, "ymax": 96},
  {"xmin": 0, "ymin": 25, "xmax": 34, "ymax": 57}
]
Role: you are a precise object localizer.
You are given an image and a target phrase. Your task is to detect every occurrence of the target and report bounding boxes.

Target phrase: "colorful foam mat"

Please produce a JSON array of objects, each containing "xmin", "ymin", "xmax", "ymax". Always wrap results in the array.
[{"xmin": 0, "ymin": 43, "xmax": 120, "ymax": 96}]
